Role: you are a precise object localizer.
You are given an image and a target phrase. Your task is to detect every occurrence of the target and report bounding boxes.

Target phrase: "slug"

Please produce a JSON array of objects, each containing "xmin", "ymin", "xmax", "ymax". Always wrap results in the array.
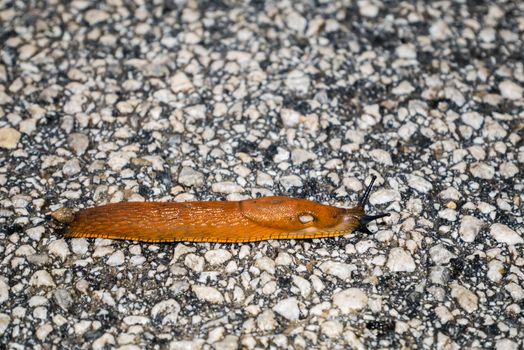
[{"xmin": 52, "ymin": 176, "xmax": 389, "ymax": 243}]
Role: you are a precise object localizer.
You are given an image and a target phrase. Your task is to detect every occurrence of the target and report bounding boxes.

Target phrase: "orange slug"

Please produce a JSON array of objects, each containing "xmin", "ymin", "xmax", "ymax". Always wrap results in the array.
[{"xmin": 52, "ymin": 176, "xmax": 389, "ymax": 243}]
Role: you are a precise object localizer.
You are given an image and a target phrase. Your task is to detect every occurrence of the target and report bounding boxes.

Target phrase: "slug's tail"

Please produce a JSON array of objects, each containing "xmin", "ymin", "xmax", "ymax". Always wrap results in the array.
[{"xmin": 357, "ymin": 175, "xmax": 390, "ymax": 234}]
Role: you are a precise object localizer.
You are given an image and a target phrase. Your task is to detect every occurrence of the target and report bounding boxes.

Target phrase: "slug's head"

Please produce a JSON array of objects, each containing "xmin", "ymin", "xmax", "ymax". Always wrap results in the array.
[{"xmin": 240, "ymin": 177, "xmax": 388, "ymax": 237}]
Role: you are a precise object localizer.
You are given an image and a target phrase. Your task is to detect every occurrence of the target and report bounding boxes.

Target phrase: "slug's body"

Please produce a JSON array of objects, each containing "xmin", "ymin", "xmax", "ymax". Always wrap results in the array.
[{"xmin": 58, "ymin": 177, "xmax": 388, "ymax": 243}]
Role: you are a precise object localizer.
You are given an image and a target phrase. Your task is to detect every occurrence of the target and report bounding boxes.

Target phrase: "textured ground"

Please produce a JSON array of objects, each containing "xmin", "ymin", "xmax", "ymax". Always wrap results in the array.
[{"xmin": 1, "ymin": 0, "xmax": 523, "ymax": 349}]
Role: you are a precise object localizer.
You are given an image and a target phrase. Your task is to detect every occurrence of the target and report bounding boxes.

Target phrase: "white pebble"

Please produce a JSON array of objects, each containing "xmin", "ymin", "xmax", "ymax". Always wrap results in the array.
[
  {"xmin": 184, "ymin": 254, "xmax": 204, "ymax": 272},
  {"xmin": 280, "ymin": 109, "xmax": 301, "ymax": 127},
  {"xmin": 469, "ymin": 162, "xmax": 495, "ymax": 179},
  {"xmin": 461, "ymin": 112, "xmax": 483, "ymax": 130},
  {"xmin": 68, "ymin": 133, "xmax": 89, "ymax": 155},
  {"xmin": 71, "ymin": 238, "xmax": 89, "ymax": 255},
  {"xmin": 292, "ymin": 276, "xmax": 311, "ymax": 298},
  {"xmin": 47, "ymin": 239, "xmax": 70, "ymax": 261},
  {"xmin": 26, "ymin": 226, "xmax": 45, "ymax": 240},
  {"xmin": 319, "ymin": 261, "xmax": 355, "ymax": 280},
  {"xmin": 291, "ymin": 149, "xmax": 316, "ymax": 164},
  {"xmin": 333, "ymin": 288, "xmax": 368, "ymax": 313},
  {"xmin": 392, "ymin": 81, "xmax": 414, "ymax": 95},
  {"xmin": 499, "ymin": 162, "xmax": 519, "ymax": 178},
  {"xmin": 459, "ymin": 216, "xmax": 484, "ymax": 242},
  {"xmin": 204, "ymin": 249, "xmax": 232, "ymax": 265},
  {"xmin": 320, "ymin": 320, "xmax": 343, "ymax": 338},
  {"xmin": 170, "ymin": 72, "xmax": 194, "ymax": 93},
  {"xmin": 505, "ymin": 282, "xmax": 524, "ymax": 301},
  {"xmin": 450, "ymin": 283, "xmax": 478, "ymax": 313},
  {"xmin": 429, "ymin": 244, "xmax": 455, "ymax": 265},
  {"xmin": 285, "ymin": 70, "xmax": 310, "ymax": 95},
  {"xmin": 0, "ymin": 279, "xmax": 8, "ymax": 304},
  {"xmin": 386, "ymin": 248, "xmax": 416, "ymax": 272},
  {"xmin": 151, "ymin": 299, "xmax": 180, "ymax": 325},
  {"xmin": 106, "ymin": 250, "xmax": 125, "ymax": 266},
  {"xmin": 30, "ymin": 270, "xmax": 56, "ymax": 287},
  {"xmin": 490, "ymin": 223, "xmax": 523, "ymax": 245},
  {"xmin": 487, "ymin": 260, "xmax": 504, "ymax": 283},
  {"xmin": 178, "ymin": 167, "xmax": 205, "ymax": 187},
  {"xmin": 0, "ymin": 313, "xmax": 11, "ymax": 336},
  {"xmin": 0, "ymin": 128, "xmax": 21, "ymax": 149},
  {"xmin": 279, "ymin": 175, "xmax": 303, "ymax": 190},
  {"xmin": 211, "ymin": 181, "xmax": 244, "ymax": 194},
  {"xmin": 499, "ymin": 80, "xmax": 523, "ymax": 100},
  {"xmin": 369, "ymin": 149, "xmax": 392, "ymax": 165},
  {"xmin": 496, "ymin": 339, "xmax": 518, "ymax": 350},
  {"xmin": 256, "ymin": 309, "xmax": 276, "ymax": 331},
  {"xmin": 255, "ymin": 257, "xmax": 276, "ymax": 274},
  {"xmin": 273, "ymin": 297, "xmax": 299, "ymax": 320},
  {"xmin": 192, "ymin": 285, "xmax": 224, "ymax": 304},
  {"xmin": 406, "ymin": 174, "xmax": 433, "ymax": 193}
]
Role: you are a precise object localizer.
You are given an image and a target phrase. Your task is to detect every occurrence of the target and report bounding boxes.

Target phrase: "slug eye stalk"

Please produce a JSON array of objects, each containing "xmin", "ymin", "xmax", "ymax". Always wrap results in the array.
[{"xmin": 356, "ymin": 175, "xmax": 390, "ymax": 235}]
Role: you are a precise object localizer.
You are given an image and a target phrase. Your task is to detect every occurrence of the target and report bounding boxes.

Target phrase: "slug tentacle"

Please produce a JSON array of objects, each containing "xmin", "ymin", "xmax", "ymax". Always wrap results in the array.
[
  {"xmin": 56, "ymin": 176, "xmax": 390, "ymax": 243},
  {"xmin": 355, "ymin": 176, "xmax": 391, "ymax": 235}
]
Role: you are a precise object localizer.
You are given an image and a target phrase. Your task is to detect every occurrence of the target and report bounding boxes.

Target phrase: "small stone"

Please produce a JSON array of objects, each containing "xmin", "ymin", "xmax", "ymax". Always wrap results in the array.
[
  {"xmin": 192, "ymin": 285, "xmax": 224, "ymax": 304},
  {"xmin": 439, "ymin": 187, "xmax": 461, "ymax": 201},
  {"xmin": 204, "ymin": 249, "xmax": 232, "ymax": 265},
  {"xmin": 184, "ymin": 254, "xmax": 204, "ymax": 272},
  {"xmin": 19, "ymin": 118, "xmax": 36, "ymax": 134},
  {"xmin": 255, "ymin": 257, "xmax": 276, "ymax": 274},
  {"xmin": 490, "ymin": 223, "xmax": 523, "ymax": 245},
  {"xmin": 498, "ymin": 80, "xmax": 523, "ymax": 100},
  {"xmin": 319, "ymin": 261, "xmax": 355, "ymax": 280},
  {"xmin": 496, "ymin": 339, "xmax": 518, "ymax": 350},
  {"xmin": 487, "ymin": 260, "xmax": 504, "ymax": 283},
  {"xmin": 68, "ymin": 133, "xmax": 89, "ymax": 155},
  {"xmin": 151, "ymin": 299, "xmax": 180, "ymax": 325},
  {"xmin": 320, "ymin": 320, "xmax": 343, "ymax": 338},
  {"xmin": 30, "ymin": 270, "xmax": 56, "ymax": 287},
  {"xmin": 0, "ymin": 128, "xmax": 21, "ymax": 149},
  {"xmin": 291, "ymin": 149, "xmax": 316, "ymax": 164},
  {"xmin": 211, "ymin": 181, "xmax": 244, "ymax": 194},
  {"xmin": 450, "ymin": 283, "xmax": 478, "ymax": 313},
  {"xmin": 123, "ymin": 316, "xmax": 149, "ymax": 325},
  {"xmin": 406, "ymin": 174, "xmax": 433, "ymax": 193},
  {"xmin": 26, "ymin": 226, "xmax": 45, "ymax": 240},
  {"xmin": 62, "ymin": 158, "xmax": 81, "ymax": 176},
  {"xmin": 256, "ymin": 310, "xmax": 276, "ymax": 331},
  {"xmin": 505, "ymin": 282, "xmax": 524, "ymax": 301},
  {"xmin": 292, "ymin": 276, "xmax": 311, "ymax": 298},
  {"xmin": 429, "ymin": 20, "xmax": 451, "ymax": 40},
  {"xmin": 386, "ymin": 247, "xmax": 416, "ymax": 272},
  {"xmin": 47, "ymin": 239, "xmax": 70, "ymax": 261},
  {"xmin": 285, "ymin": 70, "xmax": 310, "ymax": 95},
  {"xmin": 461, "ymin": 112, "xmax": 483, "ymax": 130},
  {"xmin": 358, "ymin": 1, "xmax": 379, "ymax": 18},
  {"xmin": 107, "ymin": 250, "xmax": 125, "ymax": 266},
  {"xmin": 369, "ymin": 149, "xmax": 392, "ymax": 165},
  {"xmin": 396, "ymin": 43, "xmax": 416, "ymax": 59},
  {"xmin": 0, "ymin": 313, "xmax": 10, "ymax": 336},
  {"xmin": 18, "ymin": 44, "xmax": 38, "ymax": 60},
  {"xmin": 170, "ymin": 72, "xmax": 194, "ymax": 93},
  {"xmin": 333, "ymin": 288, "xmax": 368, "ymax": 313},
  {"xmin": 280, "ymin": 109, "xmax": 301, "ymax": 127},
  {"xmin": 54, "ymin": 288, "xmax": 73, "ymax": 311},
  {"xmin": 392, "ymin": 81, "xmax": 415, "ymax": 95},
  {"xmin": 0, "ymin": 279, "xmax": 8, "ymax": 304},
  {"xmin": 429, "ymin": 244, "xmax": 455, "ymax": 265},
  {"xmin": 286, "ymin": 11, "xmax": 307, "ymax": 33},
  {"xmin": 499, "ymin": 162, "xmax": 519, "ymax": 178},
  {"xmin": 71, "ymin": 238, "xmax": 89, "ymax": 255},
  {"xmin": 459, "ymin": 216, "xmax": 484, "ymax": 242},
  {"xmin": 85, "ymin": 9, "xmax": 110, "ymax": 25},
  {"xmin": 369, "ymin": 189, "xmax": 400, "ymax": 205},
  {"xmin": 279, "ymin": 175, "xmax": 303, "ymax": 190},
  {"xmin": 469, "ymin": 162, "xmax": 495, "ymax": 179},
  {"xmin": 273, "ymin": 297, "xmax": 299, "ymax": 320},
  {"xmin": 178, "ymin": 167, "xmax": 205, "ymax": 187},
  {"xmin": 170, "ymin": 340, "xmax": 205, "ymax": 350}
]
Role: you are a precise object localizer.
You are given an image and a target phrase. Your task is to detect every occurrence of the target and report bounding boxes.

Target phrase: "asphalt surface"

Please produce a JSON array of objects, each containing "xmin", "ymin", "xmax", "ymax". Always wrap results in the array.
[{"xmin": 1, "ymin": 1, "xmax": 523, "ymax": 349}]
